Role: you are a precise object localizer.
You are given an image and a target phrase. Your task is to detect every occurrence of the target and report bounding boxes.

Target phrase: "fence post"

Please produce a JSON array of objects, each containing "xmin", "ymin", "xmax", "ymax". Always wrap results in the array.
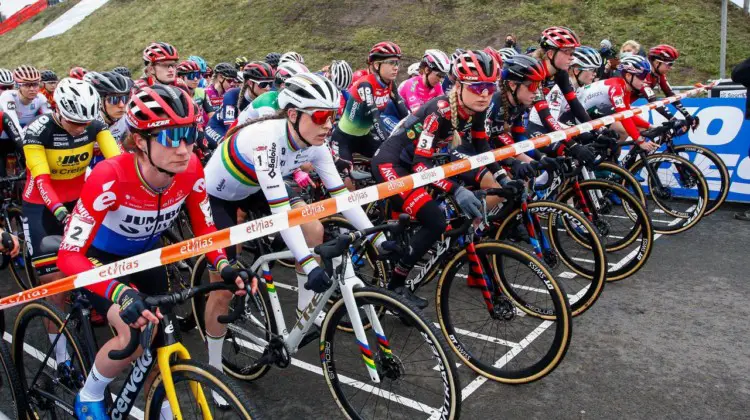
[
  {"xmin": 721, "ymin": 0, "xmax": 728, "ymax": 79},
  {"xmin": 745, "ymin": 0, "xmax": 750, "ymax": 14}
]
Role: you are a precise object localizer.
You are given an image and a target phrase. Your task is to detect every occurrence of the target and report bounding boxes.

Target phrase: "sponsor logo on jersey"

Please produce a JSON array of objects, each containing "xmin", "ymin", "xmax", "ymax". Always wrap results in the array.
[
  {"xmin": 5, "ymin": 102, "xmax": 15, "ymax": 111},
  {"xmin": 93, "ymin": 181, "xmax": 117, "ymax": 211},
  {"xmin": 268, "ymin": 142, "xmax": 278, "ymax": 178},
  {"xmin": 58, "ymin": 152, "xmax": 90, "ymax": 166}
]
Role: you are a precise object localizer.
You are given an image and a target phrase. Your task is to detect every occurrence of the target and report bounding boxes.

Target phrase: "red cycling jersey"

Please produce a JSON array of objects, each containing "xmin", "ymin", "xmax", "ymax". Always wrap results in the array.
[
  {"xmin": 58, "ymin": 152, "xmax": 228, "ymax": 302},
  {"xmin": 578, "ymin": 77, "xmax": 651, "ymax": 143}
]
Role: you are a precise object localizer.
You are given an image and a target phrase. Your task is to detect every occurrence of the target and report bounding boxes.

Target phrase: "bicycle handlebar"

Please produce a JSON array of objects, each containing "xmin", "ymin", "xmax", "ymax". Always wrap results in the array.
[
  {"xmin": 109, "ymin": 271, "xmax": 252, "ymax": 360},
  {"xmin": 314, "ymin": 214, "xmax": 410, "ymax": 261},
  {"xmin": 0, "ymin": 171, "xmax": 25, "ymax": 185}
]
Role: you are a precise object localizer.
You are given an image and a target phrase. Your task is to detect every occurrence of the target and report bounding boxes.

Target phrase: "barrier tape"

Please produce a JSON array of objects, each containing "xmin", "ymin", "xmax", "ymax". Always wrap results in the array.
[{"xmin": 0, "ymin": 84, "xmax": 712, "ymax": 310}]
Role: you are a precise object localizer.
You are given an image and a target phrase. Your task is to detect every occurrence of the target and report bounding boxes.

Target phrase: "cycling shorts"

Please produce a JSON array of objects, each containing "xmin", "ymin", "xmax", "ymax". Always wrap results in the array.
[
  {"xmin": 449, "ymin": 144, "xmax": 491, "ymax": 189},
  {"xmin": 330, "ymin": 128, "xmax": 381, "ymax": 164},
  {"xmin": 22, "ymin": 201, "xmax": 76, "ymax": 277}
]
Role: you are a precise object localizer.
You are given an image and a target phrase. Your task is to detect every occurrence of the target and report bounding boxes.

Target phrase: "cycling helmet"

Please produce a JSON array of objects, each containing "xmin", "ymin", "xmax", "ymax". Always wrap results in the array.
[
  {"xmin": 452, "ymin": 50, "xmax": 498, "ymax": 83},
  {"xmin": 648, "ymin": 44, "xmax": 679, "ymax": 63},
  {"xmin": 84, "ymin": 71, "xmax": 132, "ymax": 96},
  {"xmin": 368, "ymin": 42, "xmax": 402, "ymax": 63},
  {"xmin": 13, "ymin": 65, "xmax": 41, "ymax": 83},
  {"xmin": 422, "ymin": 49, "xmax": 451, "ymax": 73},
  {"xmin": 274, "ymin": 62, "xmax": 309, "ymax": 88},
  {"xmin": 540, "ymin": 26, "xmax": 581, "ymax": 50},
  {"xmin": 54, "ymin": 78, "xmax": 100, "ymax": 123},
  {"xmin": 498, "ymin": 47, "xmax": 517, "ymax": 62},
  {"xmin": 69, "ymin": 67, "xmax": 87, "ymax": 80},
  {"xmin": 265, "ymin": 52, "xmax": 282, "ymax": 67},
  {"xmin": 213, "ymin": 62, "xmax": 238, "ymax": 79},
  {"xmin": 112, "ymin": 66, "xmax": 132, "ymax": 78},
  {"xmin": 143, "ymin": 42, "xmax": 179, "ymax": 64},
  {"xmin": 449, "ymin": 48, "xmax": 466, "ymax": 73},
  {"xmin": 502, "ymin": 54, "xmax": 548, "ymax": 83},
  {"xmin": 41, "ymin": 70, "xmax": 58, "ymax": 82},
  {"xmin": 482, "ymin": 47, "xmax": 504, "ymax": 70},
  {"xmin": 278, "ymin": 73, "xmax": 340, "ymax": 110},
  {"xmin": 242, "ymin": 61, "xmax": 275, "ymax": 82},
  {"xmin": 176, "ymin": 60, "xmax": 201, "ymax": 75},
  {"xmin": 235, "ymin": 56, "xmax": 249, "ymax": 70},
  {"xmin": 126, "ymin": 84, "xmax": 197, "ymax": 131},
  {"xmin": 617, "ymin": 55, "xmax": 651, "ymax": 79},
  {"xmin": 572, "ymin": 46, "xmax": 603, "ymax": 70},
  {"xmin": 187, "ymin": 55, "xmax": 207, "ymax": 73},
  {"xmin": 0, "ymin": 69, "xmax": 14, "ymax": 87},
  {"xmin": 407, "ymin": 63, "xmax": 420, "ymax": 77},
  {"xmin": 328, "ymin": 60, "xmax": 353, "ymax": 90},
  {"xmin": 279, "ymin": 51, "xmax": 305, "ymax": 65}
]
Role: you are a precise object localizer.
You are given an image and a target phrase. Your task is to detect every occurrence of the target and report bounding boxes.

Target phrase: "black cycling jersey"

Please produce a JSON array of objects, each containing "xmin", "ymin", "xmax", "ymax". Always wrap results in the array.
[{"xmin": 485, "ymin": 91, "xmax": 528, "ymax": 149}]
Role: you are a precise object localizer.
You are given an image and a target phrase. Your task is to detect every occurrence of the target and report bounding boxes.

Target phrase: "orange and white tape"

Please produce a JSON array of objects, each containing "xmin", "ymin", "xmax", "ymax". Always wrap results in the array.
[{"xmin": 0, "ymin": 84, "xmax": 712, "ymax": 310}]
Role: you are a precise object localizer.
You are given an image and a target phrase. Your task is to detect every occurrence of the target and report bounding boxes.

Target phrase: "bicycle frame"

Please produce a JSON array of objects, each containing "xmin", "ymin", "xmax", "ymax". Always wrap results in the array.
[{"xmin": 239, "ymin": 248, "xmax": 394, "ymax": 383}]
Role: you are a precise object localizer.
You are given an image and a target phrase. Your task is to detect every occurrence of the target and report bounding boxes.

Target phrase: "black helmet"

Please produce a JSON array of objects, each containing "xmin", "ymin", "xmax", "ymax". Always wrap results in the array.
[
  {"xmin": 242, "ymin": 61, "xmax": 275, "ymax": 82},
  {"xmin": 501, "ymin": 54, "xmax": 548, "ymax": 83},
  {"xmin": 265, "ymin": 52, "xmax": 281, "ymax": 67},
  {"xmin": 84, "ymin": 71, "xmax": 133, "ymax": 96},
  {"xmin": 213, "ymin": 62, "xmax": 238, "ymax": 79},
  {"xmin": 112, "ymin": 66, "xmax": 132, "ymax": 78},
  {"xmin": 40, "ymin": 70, "xmax": 58, "ymax": 82}
]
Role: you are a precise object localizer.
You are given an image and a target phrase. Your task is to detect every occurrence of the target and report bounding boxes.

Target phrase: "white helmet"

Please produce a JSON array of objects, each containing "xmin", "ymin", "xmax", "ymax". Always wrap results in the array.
[
  {"xmin": 278, "ymin": 73, "xmax": 340, "ymax": 110},
  {"xmin": 329, "ymin": 60, "xmax": 353, "ymax": 90},
  {"xmin": 422, "ymin": 49, "xmax": 451, "ymax": 73},
  {"xmin": 275, "ymin": 62, "xmax": 309, "ymax": 88},
  {"xmin": 407, "ymin": 63, "xmax": 421, "ymax": 77},
  {"xmin": 498, "ymin": 48, "xmax": 517, "ymax": 62},
  {"xmin": 279, "ymin": 51, "xmax": 305, "ymax": 65},
  {"xmin": 54, "ymin": 78, "xmax": 100, "ymax": 124},
  {"xmin": 0, "ymin": 69, "xmax": 13, "ymax": 87}
]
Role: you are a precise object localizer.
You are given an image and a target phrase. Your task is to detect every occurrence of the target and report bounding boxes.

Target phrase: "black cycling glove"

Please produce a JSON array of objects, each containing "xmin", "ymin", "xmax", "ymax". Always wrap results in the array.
[{"xmin": 305, "ymin": 266, "xmax": 333, "ymax": 293}]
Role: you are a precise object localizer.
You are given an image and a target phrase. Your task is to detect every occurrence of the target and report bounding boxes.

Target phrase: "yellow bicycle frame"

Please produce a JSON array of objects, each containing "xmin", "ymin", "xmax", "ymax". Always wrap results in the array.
[{"xmin": 156, "ymin": 342, "xmax": 212, "ymax": 420}]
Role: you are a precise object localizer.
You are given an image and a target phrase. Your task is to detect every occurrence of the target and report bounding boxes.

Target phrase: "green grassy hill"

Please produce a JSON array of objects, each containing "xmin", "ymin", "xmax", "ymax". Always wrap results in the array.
[{"xmin": 2, "ymin": 0, "xmax": 750, "ymax": 85}]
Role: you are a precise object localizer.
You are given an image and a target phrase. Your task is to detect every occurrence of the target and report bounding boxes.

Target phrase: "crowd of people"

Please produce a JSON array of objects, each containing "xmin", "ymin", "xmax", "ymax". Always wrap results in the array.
[{"xmin": 0, "ymin": 25, "xmax": 704, "ymax": 418}]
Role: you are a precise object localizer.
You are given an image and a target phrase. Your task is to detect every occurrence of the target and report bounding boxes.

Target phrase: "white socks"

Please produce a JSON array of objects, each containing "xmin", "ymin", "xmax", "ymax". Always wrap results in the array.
[
  {"xmin": 296, "ymin": 271, "xmax": 314, "ymax": 313},
  {"xmin": 48, "ymin": 333, "xmax": 70, "ymax": 364},
  {"xmin": 160, "ymin": 401, "xmax": 172, "ymax": 419},
  {"xmin": 78, "ymin": 364, "xmax": 114, "ymax": 402},
  {"xmin": 206, "ymin": 333, "xmax": 229, "ymax": 407}
]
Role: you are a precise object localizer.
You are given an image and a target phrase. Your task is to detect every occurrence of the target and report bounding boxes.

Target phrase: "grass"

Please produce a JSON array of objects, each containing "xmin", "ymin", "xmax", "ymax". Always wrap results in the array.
[{"xmin": 1, "ymin": 0, "xmax": 749, "ymax": 85}]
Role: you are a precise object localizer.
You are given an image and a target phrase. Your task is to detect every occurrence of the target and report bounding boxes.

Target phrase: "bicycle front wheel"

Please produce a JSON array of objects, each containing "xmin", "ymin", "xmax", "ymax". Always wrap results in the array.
[
  {"xmin": 146, "ymin": 359, "xmax": 260, "ymax": 419},
  {"xmin": 0, "ymin": 311, "xmax": 28, "ymax": 419},
  {"xmin": 672, "ymin": 144, "xmax": 729, "ymax": 216},
  {"xmin": 321, "ymin": 287, "xmax": 462, "ymax": 420},
  {"xmin": 437, "ymin": 241, "xmax": 572, "ymax": 383}
]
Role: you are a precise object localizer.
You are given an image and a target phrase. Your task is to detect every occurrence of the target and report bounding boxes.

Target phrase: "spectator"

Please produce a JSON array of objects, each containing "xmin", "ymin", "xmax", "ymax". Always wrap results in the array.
[
  {"xmin": 620, "ymin": 40, "xmax": 641, "ymax": 56},
  {"xmin": 731, "ymin": 56, "xmax": 750, "ymax": 221},
  {"xmin": 504, "ymin": 33, "xmax": 522, "ymax": 54},
  {"xmin": 599, "ymin": 39, "xmax": 619, "ymax": 80}
]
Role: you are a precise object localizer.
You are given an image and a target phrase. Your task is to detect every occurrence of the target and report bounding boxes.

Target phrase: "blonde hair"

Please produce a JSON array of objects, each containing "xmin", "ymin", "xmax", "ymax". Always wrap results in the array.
[
  {"xmin": 447, "ymin": 86, "xmax": 463, "ymax": 148},
  {"xmin": 620, "ymin": 40, "xmax": 641, "ymax": 54}
]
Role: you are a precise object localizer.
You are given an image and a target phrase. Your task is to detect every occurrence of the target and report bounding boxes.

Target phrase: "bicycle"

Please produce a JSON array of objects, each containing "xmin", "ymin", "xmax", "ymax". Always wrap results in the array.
[
  {"xmin": 192, "ymin": 219, "xmax": 463, "ymax": 419},
  {"xmin": 13, "ymin": 237, "xmax": 259, "ymax": 419},
  {"xmin": 0, "ymin": 171, "xmax": 36, "ymax": 291},
  {"xmin": 0, "ymin": 296, "xmax": 30, "ymax": 419}
]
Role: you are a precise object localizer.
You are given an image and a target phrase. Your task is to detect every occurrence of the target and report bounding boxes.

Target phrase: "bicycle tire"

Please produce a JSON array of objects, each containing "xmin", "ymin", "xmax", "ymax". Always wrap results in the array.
[
  {"xmin": 13, "ymin": 301, "xmax": 91, "ymax": 419},
  {"xmin": 321, "ymin": 287, "xmax": 462, "ymax": 419},
  {"xmin": 0, "ymin": 305, "xmax": 29, "ymax": 420},
  {"xmin": 556, "ymin": 179, "xmax": 654, "ymax": 281},
  {"xmin": 492, "ymin": 201, "xmax": 607, "ymax": 316},
  {"xmin": 671, "ymin": 144, "xmax": 729, "ymax": 216},
  {"xmin": 628, "ymin": 154, "xmax": 708, "ymax": 234},
  {"xmin": 436, "ymin": 241, "xmax": 571, "ymax": 383},
  {"xmin": 190, "ymin": 254, "xmax": 276, "ymax": 381},
  {"xmin": 594, "ymin": 161, "xmax": 648, "ymax": 207},
  {"xmin": 145, "ymin": 359, "xmax": 261, "ymax": 419},
  {"xmin": 6, "ymin": 207, "xmax": 35, "ymax": 291}
]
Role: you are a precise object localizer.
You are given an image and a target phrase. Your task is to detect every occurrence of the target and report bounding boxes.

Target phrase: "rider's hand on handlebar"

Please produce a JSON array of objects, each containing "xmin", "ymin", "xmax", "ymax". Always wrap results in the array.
[
  {"xmin": 510, "ymin": 159, "xmax": 536, "ymax": 180},
  {"xmin": 0, "ymin": 231, "xmax": 20, "ymax": 257},
  {"xmin": 637, "ymin": 139, "xmax": 659, "ymax": 152},
  {"xmin": 118, "ymin": 287, "xmax": 163, "ymax": 328},
  {"xmin": 220, "ymin": 265, "xmax": 257, "ymax": 296},
  {"xmin": 453, "ymin": 186, "xmax": 483, "ymax": 219}
]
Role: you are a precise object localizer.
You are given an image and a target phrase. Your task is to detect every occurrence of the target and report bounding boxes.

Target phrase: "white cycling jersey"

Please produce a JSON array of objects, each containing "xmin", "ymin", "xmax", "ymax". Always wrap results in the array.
[
  {"xmin": 203, "ymin": 118, "xmax": 383, "ymax": 274},
  {"xmin": 527, "ymin": 80, "xmax": 575, "ymax": 128},
  {"xmin": 104, "ymin": 115, "xmax": 129, "ymax": 143},
  {"xmin": 0, "ymin": 90, "xmax": 50, "ymax": 137}
]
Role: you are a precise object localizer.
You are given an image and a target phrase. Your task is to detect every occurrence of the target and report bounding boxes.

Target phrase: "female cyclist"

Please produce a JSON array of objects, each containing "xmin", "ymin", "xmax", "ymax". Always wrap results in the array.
[
  {"xmin": 135, "ymin": 42, "xmax": 179, "ymax": 88},
  {"xmin": 40, "ymin": 70, "xmax": 59, "ymax": 110},
  {"xmin": 0, "ymin": 69, "xmax": 14, "ymax": 92},
  {"xmin": 188, "ymin": 55, "xmax": 209, "ymax": 88},
  {"xmin": 237, "ymin": 61, "xmax": 309, "ymax": 123},
  {"xmin": 202, "ymin": 73, "xmax": 388, "ymax": 372},
  {"xmin": 204, "ymin": 62, "xmax": 238, "ymax": 111},
  {"xmin": 0, "ymin": 66, "xmax": 50, "ymax": 132},
  {"xmin": 84, "ymin": 71, "xmax": 132, "ymax": 171},
  {"xmin": 397, "ymin": 49, "xmax": 451, "ymax": 113},
  {"xmin": 371, "ymin": 50, "xmax": 506, "ymax": 307},
  {"xmin": 176, "ymin": 60, "xmax": 214, "ymax": 127},
  {"xmin": 56, "ymin": 84, "xmax": 252, "ymax": 417},
  {"xmin": 639, "ymin": 44, "xmax": 699, "ymax": 129}
]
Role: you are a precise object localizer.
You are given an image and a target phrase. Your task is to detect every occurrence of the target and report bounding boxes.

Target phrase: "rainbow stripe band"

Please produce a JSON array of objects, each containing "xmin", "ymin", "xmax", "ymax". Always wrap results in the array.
[
  {"xmin": 358, "ymin": 339, "xmax": 376, "ymax": 370},
  {"xmin": 268, "ymin": 196, "xmax": 290, "ymax": 209},
  {"xmin": 299, "ymin": 254, "xmax": 316, "ymax": 269}
]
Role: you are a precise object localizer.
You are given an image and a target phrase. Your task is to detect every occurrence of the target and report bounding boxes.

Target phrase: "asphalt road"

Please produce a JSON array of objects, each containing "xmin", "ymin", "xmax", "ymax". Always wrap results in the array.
[{"xmin": 0, "ymin": 206, "xmax": 748, "ymax": 419}]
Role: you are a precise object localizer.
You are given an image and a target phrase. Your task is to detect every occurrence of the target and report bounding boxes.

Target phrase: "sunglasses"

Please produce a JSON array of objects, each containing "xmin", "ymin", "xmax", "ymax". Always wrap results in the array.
[
  {"xmin": 105, "ymin": 94, "xmax": 130, "ymax": 105},
  {"xmin": 462, "ymin": 81, "xmax": 497, "ymax": 95},
  {"xmin": 521, "ymin": 81, "xmax": 541, "ymax": 93},
  {"xmin": 19, "ymin": 82, "xmax": 40, "ymax": 88},
  {"xmin": 63, "ymin": 117, "xmax": 90, "ymax": 128},
  {"xmin": 152, "ymin": 126, "xmax": 198, "ymax": 147},
  {"xmin": 181, "ymin": 72, "xmax": 201, "ymax": 80},
  {"xmin": 249, "ymin": 80, "xmax": 272, "ymax": 89},
  {"xmin": 222, "ymin": 78, "xmax": 238, "ymax": 86},
  {"xmin": 381, "ymin": 59, "xmax": 401, "ymax": 67},
  {"xmin": 300, "ymin": 109, "xmax": 336, "ymax": 125},
  {"xmin": 658, "ymin": 60, "xmax": 674, "ymax": 67}
]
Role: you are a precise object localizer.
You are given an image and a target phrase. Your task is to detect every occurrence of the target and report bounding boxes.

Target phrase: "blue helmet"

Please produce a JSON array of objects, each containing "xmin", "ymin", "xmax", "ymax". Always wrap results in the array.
[
  {"xmin": 617, "ymin": 55, "xmax": 651, "ymax": 79},
  {"xmin": 188, "ymin": 55, "xmax": 208, "ymax": 73}
]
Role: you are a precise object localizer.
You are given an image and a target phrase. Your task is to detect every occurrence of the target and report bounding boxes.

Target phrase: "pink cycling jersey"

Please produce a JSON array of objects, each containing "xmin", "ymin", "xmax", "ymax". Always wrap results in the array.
[{"xmin": 398, "ymin": 76, "xmax": 444, "ymax": 113}]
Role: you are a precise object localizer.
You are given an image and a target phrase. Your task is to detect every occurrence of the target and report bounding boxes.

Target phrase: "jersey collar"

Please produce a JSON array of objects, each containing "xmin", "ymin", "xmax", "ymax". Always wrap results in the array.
[{"xmin": 285, "ymin": 124, "xmax": 303, "ymax": 152}]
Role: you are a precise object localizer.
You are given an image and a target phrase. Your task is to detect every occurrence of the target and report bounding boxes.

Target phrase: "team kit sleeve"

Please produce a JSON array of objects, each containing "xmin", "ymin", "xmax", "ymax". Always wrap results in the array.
[
  {"xmin": 57, "ymin": 162, "xmax": 128, "ymax": 301},
  {"xmin": 94, "ymin": 124, "xmax": 123, "ymax": 158},
  {"xmin": 610, "ymin": 81, "xmax": 650, "ymax": 143},
  {"xmin": 469, "ymin": 110, "xmax": 502, "ymax": 175},
  {"xmin": 2, "ymin": 112, "xmax": 23, "ymax": 154},
  {"xmin": 411, "ymin": 106, "xmax": 456, "ymax": 193},
  {"xmin": 556, "ymin": 71, "xmax": 591, "ymax": 125},
  {"xmin": 356, "ymin": 81, "xmax": 389, "ymax": 143},
  {"xmin": 23, "ymin": 117, "xmax": 65, "ymax": 213}
]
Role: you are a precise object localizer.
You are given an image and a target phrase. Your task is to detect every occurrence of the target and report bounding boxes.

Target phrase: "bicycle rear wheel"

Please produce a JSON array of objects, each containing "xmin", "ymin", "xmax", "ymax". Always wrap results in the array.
[
  {"xmin": 0, "ymin": 309, "xmax": 29, "ymax": 419},
  {"xmin": 7, "ymin": 207, "xmax": 36, "ymax": 291},
  {"xmin": 628, "ymin": 154, "xmax": 708, "ymax": 234},
  {"xmin": 321, "ymin": 287, "xmax": 461, "ymax": 419},
  {"xmin": 671, "ymin": 145, "xmax": 729, "ymax": 216},
  {"xmin": 437, "ymin": 241, "xmax": 572, "ymax": 383},
  {"xmin": 146, "ymin": 359, "xmax": 260, "ymax": 419}
]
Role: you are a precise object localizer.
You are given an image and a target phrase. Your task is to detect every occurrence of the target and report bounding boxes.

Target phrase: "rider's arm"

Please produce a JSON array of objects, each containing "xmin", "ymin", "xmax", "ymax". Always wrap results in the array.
[
  {"xmin": 94, "ymin": 124, "xmax": 123, "ymax": 158},
  {"xmin": 469, "ymin": 110, "xmax": 503, "ymax": 175},
  {"xmin": 658, "ymin": 74, "xmax": 690, "ymax": 118},
  {"xmin": 0, "ymin": 93, "xmax": 22, "ymax": 134},
  {"xmin": 1, "ymin": 112, "xmax": 23, "ymax": 157},
  {"xmin": 57, "ymin": 161, "xmax": 127, "ymax": 301},
  {"xmin": 390, "ymin": 83, "xmax": 410, "ymax": 119},
  {"xmin": 556, "ymin": 71, "xmax": 591, "ymax": 124},
  {"xmin": 412, "ymin": 112, "xmax": 456, "ymax": 193},
  {"xmin": 23, "ymin": 118, "xmax": 64, "ymax": 213},
  {"xmin": 356, "ymin": 81, "xmax": 388, "ymax": 143},
  {"xmin": 610, "ymin": 82, "xmax": 650, "ymax": 144},
  {"xmin": 639, "ymin": 84, "xmax": 675, "ymax": 120}
]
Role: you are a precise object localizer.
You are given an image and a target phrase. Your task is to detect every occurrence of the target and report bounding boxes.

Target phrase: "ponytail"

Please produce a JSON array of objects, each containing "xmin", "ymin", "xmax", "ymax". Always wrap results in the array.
[
  {"xmin": 448, "ymin": 86, "xmax": 462, "ymax": 148},
  {"xmin": 236, "ymin": 82, "xmax": 249, "ymax": 111},
  {"xmin": 223, "ymin": 109, "xmax": 286, "ymax": 140}
]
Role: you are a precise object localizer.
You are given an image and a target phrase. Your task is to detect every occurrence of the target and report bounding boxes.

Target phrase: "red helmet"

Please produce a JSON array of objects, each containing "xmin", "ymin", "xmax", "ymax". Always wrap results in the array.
[
  {"xmin": 452, "ymin": 50, "xmax": 499, "ymax": 83},
  {"xmin": 69, "ymin": 67, "xmax": 87, "ymax": 80},
  {"xmin": 143, "ymin": 42, "xmax": 179, "ymax": 64},
  {"xmin": 13, "ymin": 65, "xmax": 40, "ymax": 83},
  {"xmin": 483, "ymin": 47, "xmax": 504, "ymax": 71},
  {"xmin": 502, "ymin": 54, "xmax": 548, "ymax": 84},
  {"xmin": 126, "ymin": 85, "xmax": 197, "ymax": 131},
  {"xmin": 648, "ymin": 44, "xmax": 679, "ymax": 63},
  {"xmin": 242, "ymin": 61, "xmax": 275, "ymax": 82},
  {"xmin": 540, "ymin": 26, "xmax": 581, "ymax": 50},
  {"xmin": 176, "ymin": 60, "xmax": 200, "ymax": 74},
  {"xmin": 368, "ymin": 41, "xmax": 402, "ymax": 63}
]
